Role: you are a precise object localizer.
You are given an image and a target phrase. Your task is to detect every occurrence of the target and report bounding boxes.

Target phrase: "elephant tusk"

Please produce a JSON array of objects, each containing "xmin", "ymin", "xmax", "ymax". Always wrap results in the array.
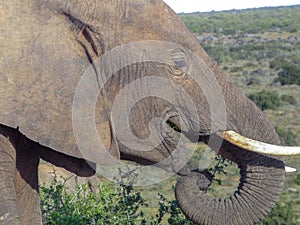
[
  {"xmin": 217, "ymin": 130, "xmax": 300, "ymax": 156},
  {"xmin": 285, "ymin": 166, "xmax": 297, "ymax": 173}
]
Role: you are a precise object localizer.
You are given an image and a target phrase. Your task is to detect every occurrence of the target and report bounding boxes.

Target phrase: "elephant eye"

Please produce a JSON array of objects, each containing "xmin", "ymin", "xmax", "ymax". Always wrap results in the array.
[
  {"xmin": 175, "ymin": 60, "xmax": 188, "ymax": 68},
  {"xmin": 167, "ymin": 65, "xmax": 185, "ymax": 76},
  {"xmin": 165, "ymin": 49, "xmax": 188, "ymax": 76}
]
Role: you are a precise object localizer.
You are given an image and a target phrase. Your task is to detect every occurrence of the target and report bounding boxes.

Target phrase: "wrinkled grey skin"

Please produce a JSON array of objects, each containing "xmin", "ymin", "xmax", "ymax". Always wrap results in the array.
[{"xmin": 0, "ymin": 0, "xmax": 285, "ymax": 224}]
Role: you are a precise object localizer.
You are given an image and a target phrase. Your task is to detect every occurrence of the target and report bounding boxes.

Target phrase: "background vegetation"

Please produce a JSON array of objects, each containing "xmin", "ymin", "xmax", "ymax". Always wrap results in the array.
[
  {"xmin": 40, "ymin": 169, "xmax": 195, "ymax": 225},
  {"xmin": 40, "ymin": 5, "xmax": 300, "ymax": 224},
  {"xmin": 180, "ymin": 5, "xmax": 300, "ymax": 224}
]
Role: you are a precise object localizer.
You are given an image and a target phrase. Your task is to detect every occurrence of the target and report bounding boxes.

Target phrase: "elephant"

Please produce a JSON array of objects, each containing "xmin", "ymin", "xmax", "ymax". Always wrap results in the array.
[{"xmin": 0, "ymin": 0, "xmax": 299, "ymax": 224}]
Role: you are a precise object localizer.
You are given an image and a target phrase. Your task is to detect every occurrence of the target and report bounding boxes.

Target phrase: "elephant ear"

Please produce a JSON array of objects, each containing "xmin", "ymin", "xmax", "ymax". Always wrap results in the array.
[
  {"xmin": 72, "ymin": 88, "xmax": 120, "ymax": 165},
  {"xmin": 96, "ymin": 110, "xmax": 120, "ymax": 163}
]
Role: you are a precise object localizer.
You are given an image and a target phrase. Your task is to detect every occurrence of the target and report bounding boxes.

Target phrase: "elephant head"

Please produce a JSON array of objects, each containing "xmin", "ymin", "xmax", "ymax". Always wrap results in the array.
[{"xmin": 1, "ymin": 0, "xmax": 299, "ymax": 224}]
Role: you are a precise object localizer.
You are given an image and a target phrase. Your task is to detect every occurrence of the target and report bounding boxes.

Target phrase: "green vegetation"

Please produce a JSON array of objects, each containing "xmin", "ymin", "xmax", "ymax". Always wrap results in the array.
[
  {"xmin": 280, "ymin": 94, "xmax": 297, "ymax": 105},
  {"xmin": 275, "ymin": 63, "xmax": 300, "ymax": 85},
  {"xmin": 248, "ymin": 90, "xmax": 281, "ymax": 111},
  {"xmin": 275, "ymin": 127, "xmax": 297, "ymax": 146},
  {"xmin": 180, "ymin": 6, "xmax": 300, "ymax": 35},
  {"xmin": 155, "ymin": 194, "xmax": 195, "ymax": 225},
  {"xmin": 180, "ymin": 5, "xmax": 300, "ymax": 98},
  {"xmin": 40, "ymin": 170, "xmax": 195, "ymax": 225},
  {"xmin": 202, "ymin": 41, "xmax": 299, "ymax": 64},
  {"xmin": 247, "ymin": 90, "xmax": 297, "ymax": 111},
  {"xmin": 295, "ymin": 174, "xmax": 300, "ymax": 186},
  {"xmin": 270, "ymin": 56, "xmax": 300, "ymax": 85},
  {"xmin": 180, "ymin": 6, "xmax": 300, "ymax": 223},
  {"xmin": 258, "ymin": 193, "xmax": 298, "ymax": 225},
  {"xmin": 41, "ymin": 164, "xmax": 298, "ymax": 225},
  {"xmin": 40, "ymin": 171, "xmax": 148, "ymax": 224}
]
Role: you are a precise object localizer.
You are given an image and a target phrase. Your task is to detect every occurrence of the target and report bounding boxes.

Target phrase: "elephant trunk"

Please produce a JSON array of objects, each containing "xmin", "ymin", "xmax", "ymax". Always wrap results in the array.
[
  {"xmin": 176, "ymin": 147, "xmax": 285, "ymax": 225},
  {"xmin": 175, "ymin": 80, "xmax": 286, "ymax": 225}
]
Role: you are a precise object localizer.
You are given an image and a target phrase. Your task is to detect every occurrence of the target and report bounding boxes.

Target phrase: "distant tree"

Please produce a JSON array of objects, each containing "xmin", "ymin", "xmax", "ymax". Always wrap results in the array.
[
  {"xmin": 274, "ymin": 63, "xmax": 300, "ymax": 85},
  {"xmin": 295, "ymin": 174, "xmax": 300, "ymax": 185},
  {"xmin": 275, "ymin": 127, "xmax": 297, "ymax": 146},
  {"xmin": 269, "ymin": 57, "xmax": 287, "ymax": 70},
  {"xmin": 258, "ymin": 193, "xmax": 297, "ymax": 225},
  {"xmin": 246, "ymin": 76, "xmax": 261, "ymax": 86},
  {"xmin": 248, "ymin": 90, "xmax": 281, "ymax": 111},
  {"xmin": 280, "ymin": 94, "xmax": 297, "ymax": 105}
]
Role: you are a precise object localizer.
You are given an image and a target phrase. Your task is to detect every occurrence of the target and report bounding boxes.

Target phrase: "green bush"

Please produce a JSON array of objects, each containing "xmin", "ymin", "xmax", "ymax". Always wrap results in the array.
[
  {"xmin": 274, "ymin": 63, "xmax": 300, "ymax": 85},
  {"xmin": 180, "ymin": 6, "xmax": 300, "ymax": 35},
  {"xmin": 280, "ymin": 94, "xmax": 297, "ymax": 105},
  {"xmin": 275, "ymin": 127, "xmax": 297, "ymax": 146},
  {"xmin": 258, "ymin": 193, "xmax": 297, "ymax": 225},
  {"xmin": 230, "ymin": 66, "xmax": 243, "ymax": 73},
  {"xmin": 39, "ymin": 169, "xmax": 195, "ymax": 225},
  {"xmin": 40, "ymin": 163, "xmax": 297, "ymax": 225},
  {"xmin": 295, "ymin": 174, "xmax": 300, "ymax": 186},
  {"xmin": 246, "ymin": 76, "xmax": 261, "ymax": 86},
  {"xmin": 202, "ymin": 45, "xmax": 230, "ymax": 63},
  {"xmin": 269, "ymin": 57, "xmax": 288, "ymax": 70},
  {"xmin": 248, "ymin": 90, "xmax": 282, "ymax": 111},
  {"xmin": 40, "ymin": 171, "xmax": 150, "ymax": 225},
  {"xmin": 155, "ymin": 194, "xmax": 196, "ymax": 225}
]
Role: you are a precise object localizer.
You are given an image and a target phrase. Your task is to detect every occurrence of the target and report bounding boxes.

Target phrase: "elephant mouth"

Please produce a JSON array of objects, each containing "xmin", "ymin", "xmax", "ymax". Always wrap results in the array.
[{"xmin": 165, "ymin": 119, "xmax": 300, "ymax": 171}]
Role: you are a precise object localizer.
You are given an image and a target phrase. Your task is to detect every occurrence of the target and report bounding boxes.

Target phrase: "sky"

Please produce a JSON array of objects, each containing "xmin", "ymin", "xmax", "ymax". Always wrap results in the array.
[{"xmin": 162, "ymin": 0, "xmax": 300, "ymax": 13}]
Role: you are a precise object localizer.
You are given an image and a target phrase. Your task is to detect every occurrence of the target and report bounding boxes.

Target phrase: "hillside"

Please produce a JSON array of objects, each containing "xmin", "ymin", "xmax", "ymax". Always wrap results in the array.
[
  {"xmin": 180, "ymin": 5, "xmax": 300, "ymax": 149},
  {"xmin": 180, "ymin": 5, "xmax": 300, "ymax": 223}
]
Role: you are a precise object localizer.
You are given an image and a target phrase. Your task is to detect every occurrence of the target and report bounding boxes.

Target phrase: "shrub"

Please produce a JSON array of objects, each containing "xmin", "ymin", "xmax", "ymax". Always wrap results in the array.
[
  {"xmin": 269, "ymin": 57, "xmax": 287, "ymax": 70},
  {"xmin": 248, "ymin": 90, "xmax": 281, "ymax": 111},
  {"xmin": 280, "ymin": 94, "xmax": 297, "ymax": 105},
  {"xmin": 288, "ymin": 27, "xmax": 298, "ymax": 33},
  {"xmin": 230, "ymin": 66, "xmax": 243, "ymax": 73},
  {"xmin": 295, "ymin": 174, "xmax": 300, "ymax": 185},
  {"xmin": 258, "ymin": 193, "xmax": 297, "ymax": 225},
  {"xmin": 40, "ymin": 163, "xmax": 298, "ymax": 225},
  {"xmin": 202, "ymin": 45, "xmax": 230, "ymax": 63},
  {"xmin": 40, "ymin": 170, "xmax": 150, "ymax": 225},
  {"xmin": 180, "ymin": 6, "xmax": 300, "ymax": 35},
  {"xmin": 155, "ymin": 194, "xmax": 196, "ymax": 225},
  {"xmin": 275, "ymin": 127, "xmax": 297, "ymax": 146},
  {"xmin": 246, "ymin": 77, "xmax": 261, "ymax": 86},
  {"xmin": 274, "ymin": 63, "xmax": 300, "ymax": 85}
]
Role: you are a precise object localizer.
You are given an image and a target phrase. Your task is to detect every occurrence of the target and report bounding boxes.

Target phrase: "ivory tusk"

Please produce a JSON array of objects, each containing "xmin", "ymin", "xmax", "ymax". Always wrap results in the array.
[
  {"xmin": 285, "ymin": 166, "xmax": 297, "ymax": 173},
  {"xmin": 217, "ymin": 130, "xmax": 300, "ymax": 156}
]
